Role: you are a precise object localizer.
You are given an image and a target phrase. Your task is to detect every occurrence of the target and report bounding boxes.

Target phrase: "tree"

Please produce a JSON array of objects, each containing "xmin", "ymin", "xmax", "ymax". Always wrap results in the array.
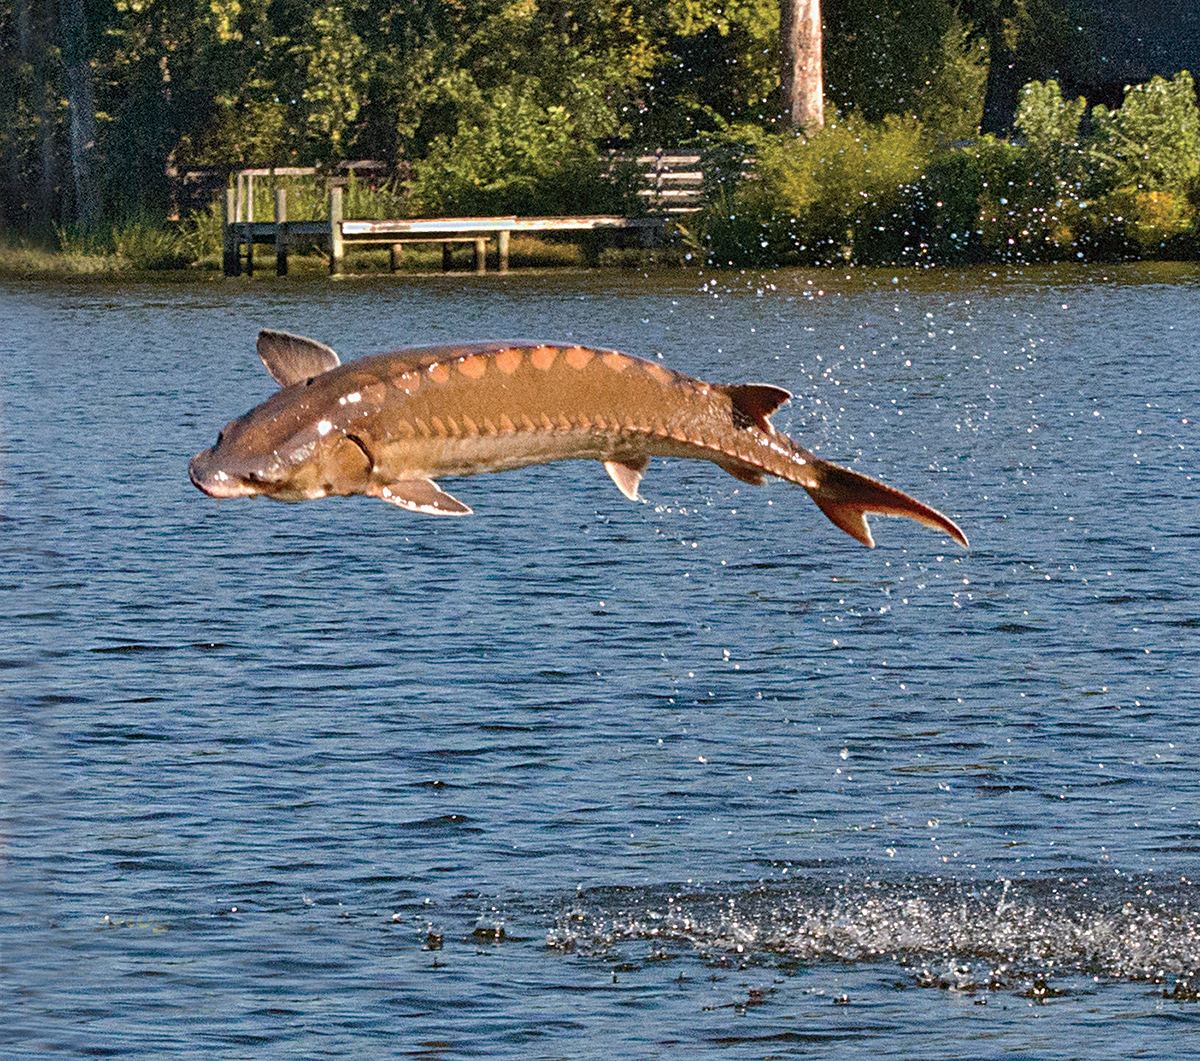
[
  {"xmin": 780, "ymin": 0, "xmax": 823, "ymax": 132},
  {"xmin": 822, "ymin": 0, "xmax": 958, "ymax": 122},
  {"xmin": 959, "ymin": 0, "xmax": 1098, "ymax": 135},
  {"xmin": 59, "ymin": 0, "xmax": 98, "ymax": 227}
]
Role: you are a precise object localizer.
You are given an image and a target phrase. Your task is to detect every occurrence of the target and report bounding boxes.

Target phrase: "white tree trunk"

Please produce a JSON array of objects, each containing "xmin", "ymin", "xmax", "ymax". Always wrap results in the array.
[{"xmin": 780, "ymin": 0, "xmax": 824, "ymax": 133}]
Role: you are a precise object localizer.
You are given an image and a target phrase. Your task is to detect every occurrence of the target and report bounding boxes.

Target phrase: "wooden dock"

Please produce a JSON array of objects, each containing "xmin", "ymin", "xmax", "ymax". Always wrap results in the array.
[
  {"xmin": 222, "ymin": 186, "xmax": 667, "ymax": 277},
  {"xmin": 219, "ymin": 151, "xmax": 715, "ymax": 276}
]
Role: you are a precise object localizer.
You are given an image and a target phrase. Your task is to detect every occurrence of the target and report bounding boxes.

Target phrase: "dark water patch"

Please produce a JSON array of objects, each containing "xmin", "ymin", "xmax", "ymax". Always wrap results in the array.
[
  {"xmin": 111, "ymin": 859, "xmax": 195, "ymax": 874},
  {"xmin": 710, "ymin": 1029, "xmax": 884, "ymax": 1046},
  {"xmin": 89, "ymin": 643, "xmax": 179, "ymax": 655},
  {"xmin": 401, "ymin": 815, "xmax": 485, "ymax": 834},
  {"xmin": 78, "ymin": 728, "xmax": 173, "ymax": 744},
  {"xmin": 33, "ymin": 692, "xmax": 93, "ymax": 706}
]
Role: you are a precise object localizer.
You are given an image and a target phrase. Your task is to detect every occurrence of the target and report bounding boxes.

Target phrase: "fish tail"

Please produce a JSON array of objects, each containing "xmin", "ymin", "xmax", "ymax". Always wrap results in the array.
[{"xmin": 802, "ymin": 456, "xmax": 968, "ymax": 549}]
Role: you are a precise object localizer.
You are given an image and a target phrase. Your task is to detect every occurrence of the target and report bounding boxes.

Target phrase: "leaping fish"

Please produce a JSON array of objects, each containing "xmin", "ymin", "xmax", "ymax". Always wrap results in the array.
[{"xmin": 188, "ymin": 330, "xmax": 968, "ymax": 549}]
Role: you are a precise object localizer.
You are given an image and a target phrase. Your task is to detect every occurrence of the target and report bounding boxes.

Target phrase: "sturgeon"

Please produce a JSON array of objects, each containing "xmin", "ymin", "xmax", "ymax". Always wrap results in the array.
[{"xmin": 188, "ymin": 330, "xmax": 968, "ymax": 549}]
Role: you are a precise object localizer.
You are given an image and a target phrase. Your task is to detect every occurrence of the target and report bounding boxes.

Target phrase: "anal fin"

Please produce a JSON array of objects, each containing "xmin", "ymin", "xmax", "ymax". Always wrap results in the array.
[
  {"xmin": 604, "ymin": 457, "xmax": 650, "ymax": 501},
  {"xmin": 371, "ymin": 478, "xmax": 473, "ymax": 516}
]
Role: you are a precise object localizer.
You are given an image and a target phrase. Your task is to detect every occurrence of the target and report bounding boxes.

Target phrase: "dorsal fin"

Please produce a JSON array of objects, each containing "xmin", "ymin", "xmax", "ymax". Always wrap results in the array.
[
  {"xmin": 718, "ymin": 383, "xmax": 792, "ymax": 432},
  {"xmin": 257, "ymin": 330, "xmax": 341, "ymax": 387}
]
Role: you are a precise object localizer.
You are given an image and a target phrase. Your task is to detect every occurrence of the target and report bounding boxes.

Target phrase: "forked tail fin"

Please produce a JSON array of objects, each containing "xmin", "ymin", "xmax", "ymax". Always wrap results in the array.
[{"xmin": 804, "ymin": 457, "xmax": 968, "ymax": 549}]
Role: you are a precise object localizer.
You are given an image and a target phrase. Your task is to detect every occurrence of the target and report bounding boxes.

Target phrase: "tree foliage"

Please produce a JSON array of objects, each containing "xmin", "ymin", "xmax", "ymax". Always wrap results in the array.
[{"xmin": 1089, "ymin": 72, "xmax": 1200, "ymax": 193}]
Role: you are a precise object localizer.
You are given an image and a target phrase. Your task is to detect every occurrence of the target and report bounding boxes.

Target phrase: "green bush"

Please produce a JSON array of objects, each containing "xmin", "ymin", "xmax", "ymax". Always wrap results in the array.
[
  {"xmin": 702, "ymin": 72, "xmax": 1199, "ymax": 267},
  {"xmin": 178, "ymin": 200, "xmax": 225, "ymax": 266},
  {"xmin": 905, "ymin": 139, "xmax": 1014, "ymax": 263},
  {"xmin": 55, "ymin": 221, "xmax": 186, "ymax": 270},
  {"xmin": 703, "ymin": 114, "xmax": 933, "ymax": 265},
  {"xmin": 1087, "ymin": 71, "xmax": 1200, "ymax": 255},
  {"xmin": 1089, "ymin": 72, "xmax": 1200, "ymax": 194}
]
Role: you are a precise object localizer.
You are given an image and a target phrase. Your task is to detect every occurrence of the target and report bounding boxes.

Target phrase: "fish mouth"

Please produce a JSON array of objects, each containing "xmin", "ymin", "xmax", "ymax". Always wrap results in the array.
[{"xmin": 189, "ymin": 450, "xmax": 260, "ymax": 498}]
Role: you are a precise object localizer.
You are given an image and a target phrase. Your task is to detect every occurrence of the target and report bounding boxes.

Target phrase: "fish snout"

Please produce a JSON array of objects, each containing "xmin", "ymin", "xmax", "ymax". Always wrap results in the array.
[{"xmin": 188, "ymin": 448, "xmax": 261, "ymax": 498}]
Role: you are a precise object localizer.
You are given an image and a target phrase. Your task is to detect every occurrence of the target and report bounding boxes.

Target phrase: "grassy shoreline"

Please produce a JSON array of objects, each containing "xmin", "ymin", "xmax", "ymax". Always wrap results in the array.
[
  {"xmin": 0, "ymin": 232, "xmax": 695, "ymax": 279},
  {"xmin": 4, "ymin": 230, "xmax": 1199, "ymax": 284}
]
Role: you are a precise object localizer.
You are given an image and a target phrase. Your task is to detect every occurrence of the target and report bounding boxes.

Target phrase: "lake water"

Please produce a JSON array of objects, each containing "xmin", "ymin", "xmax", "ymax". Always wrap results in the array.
[{"xmin": 2, "ymin": 263, "xmax": 1198, "ymax": 1058}]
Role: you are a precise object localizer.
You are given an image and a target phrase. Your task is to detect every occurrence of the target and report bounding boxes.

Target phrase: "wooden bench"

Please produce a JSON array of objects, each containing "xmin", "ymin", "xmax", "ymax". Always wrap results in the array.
[{"xmin": 620, "ymin": 151, "xmax": 706, "ymax": 214}]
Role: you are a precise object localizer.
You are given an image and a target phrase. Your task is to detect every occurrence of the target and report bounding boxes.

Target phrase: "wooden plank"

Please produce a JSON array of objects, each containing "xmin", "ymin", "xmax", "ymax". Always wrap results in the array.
[
  {"xmin": 338, "ymin": 215, "xmax": 663, "ymax": 239},
  {"xmin": 237, "ymin": 166, "xmax": 319, "ymax": 178},
  {"xmin": 223, "ymin": 203, "xmax": 670, "ymax": 276},
  {"xmin": 237, "ymin": 221, "xmax": 328, "ymax": 242}
]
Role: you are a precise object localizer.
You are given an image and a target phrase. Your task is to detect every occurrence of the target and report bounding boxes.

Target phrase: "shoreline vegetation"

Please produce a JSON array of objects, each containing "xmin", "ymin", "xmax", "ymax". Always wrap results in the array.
[
  {"xmin": 4, "ymin": 70, "xmax": 1198, "ymax": 281},
  {"xmin": 4, "ymin": 239, "xmax": 1196, "ymax": 291},
  {"xmin": 6, "ymin": 0, "xmax": 1199, "ymax": 279},
  {"xmin": 3, "ymin": 239, "xmax": 1199, "ymax": 283}
]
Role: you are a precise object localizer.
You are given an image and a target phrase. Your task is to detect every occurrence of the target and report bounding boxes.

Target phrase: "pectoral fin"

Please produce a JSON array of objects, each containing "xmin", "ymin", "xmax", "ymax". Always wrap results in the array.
[
  {"xmin": 370, "ymin": 479, "xmax": 473, "ymax": 516},
  {"xmin": 257, "ymin": 330, "xmax": 342, "ymax": 387},
  {"xmin": 805, "ymin": 458, "xmax": 968, "ymax": 549},
  {"xmin": 604, "ymin": 457, "xmax": 650, "ymax": 501}
]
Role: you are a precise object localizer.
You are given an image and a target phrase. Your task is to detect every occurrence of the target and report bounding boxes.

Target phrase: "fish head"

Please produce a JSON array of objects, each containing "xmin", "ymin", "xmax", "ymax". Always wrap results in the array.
[{"xmin": 189, "ymin": 383, "xmax": 374, "ymax": 502}]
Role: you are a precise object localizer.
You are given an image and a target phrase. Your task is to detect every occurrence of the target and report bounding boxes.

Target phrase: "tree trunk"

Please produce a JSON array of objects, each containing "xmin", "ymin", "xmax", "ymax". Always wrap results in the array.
[
  {"xmin": 976, "ymin": 2, "xmax": 1020, "ymax": 136},
  {"xmin": 980, "ymin": 41, "xmax": 1020, "ymax": 134},
  {"xmin": 6, "ymin": 0, "xmax": 60, "ymax": 235},
  {"xmin": 59, "ymin": 0, "xmax": 99, "ymax": 228},
  {"xmin": 780, "ymin": 0, "xmax": 824, "ymax": 133}
]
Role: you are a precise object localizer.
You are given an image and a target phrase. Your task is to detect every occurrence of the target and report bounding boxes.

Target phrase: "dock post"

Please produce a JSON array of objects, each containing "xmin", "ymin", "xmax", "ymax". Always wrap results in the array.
[
  {"xmin": 497, "ymin": 230, "xmax": 510, "ymax": 274},
  {"xmin": 274, "ymin": 188, "xmax": 288, "ymax": 276},
  {"xmin": 241, "ymin": 175, "xmax": 254, "ymax": 275},
  {"xmin": 222, "ymin": 188, "xmax": 240, "ymax": 276},
  {"xmin": 329, "ymin": 186, "xmax": 344, "ymax": 275},
  {"xmin": 474, "ymin": 237, "xmax": 487, "ymax": 274},
  {"xmin": 390, "ymin": 242, "xmax": 403, "ymax": 273}
]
